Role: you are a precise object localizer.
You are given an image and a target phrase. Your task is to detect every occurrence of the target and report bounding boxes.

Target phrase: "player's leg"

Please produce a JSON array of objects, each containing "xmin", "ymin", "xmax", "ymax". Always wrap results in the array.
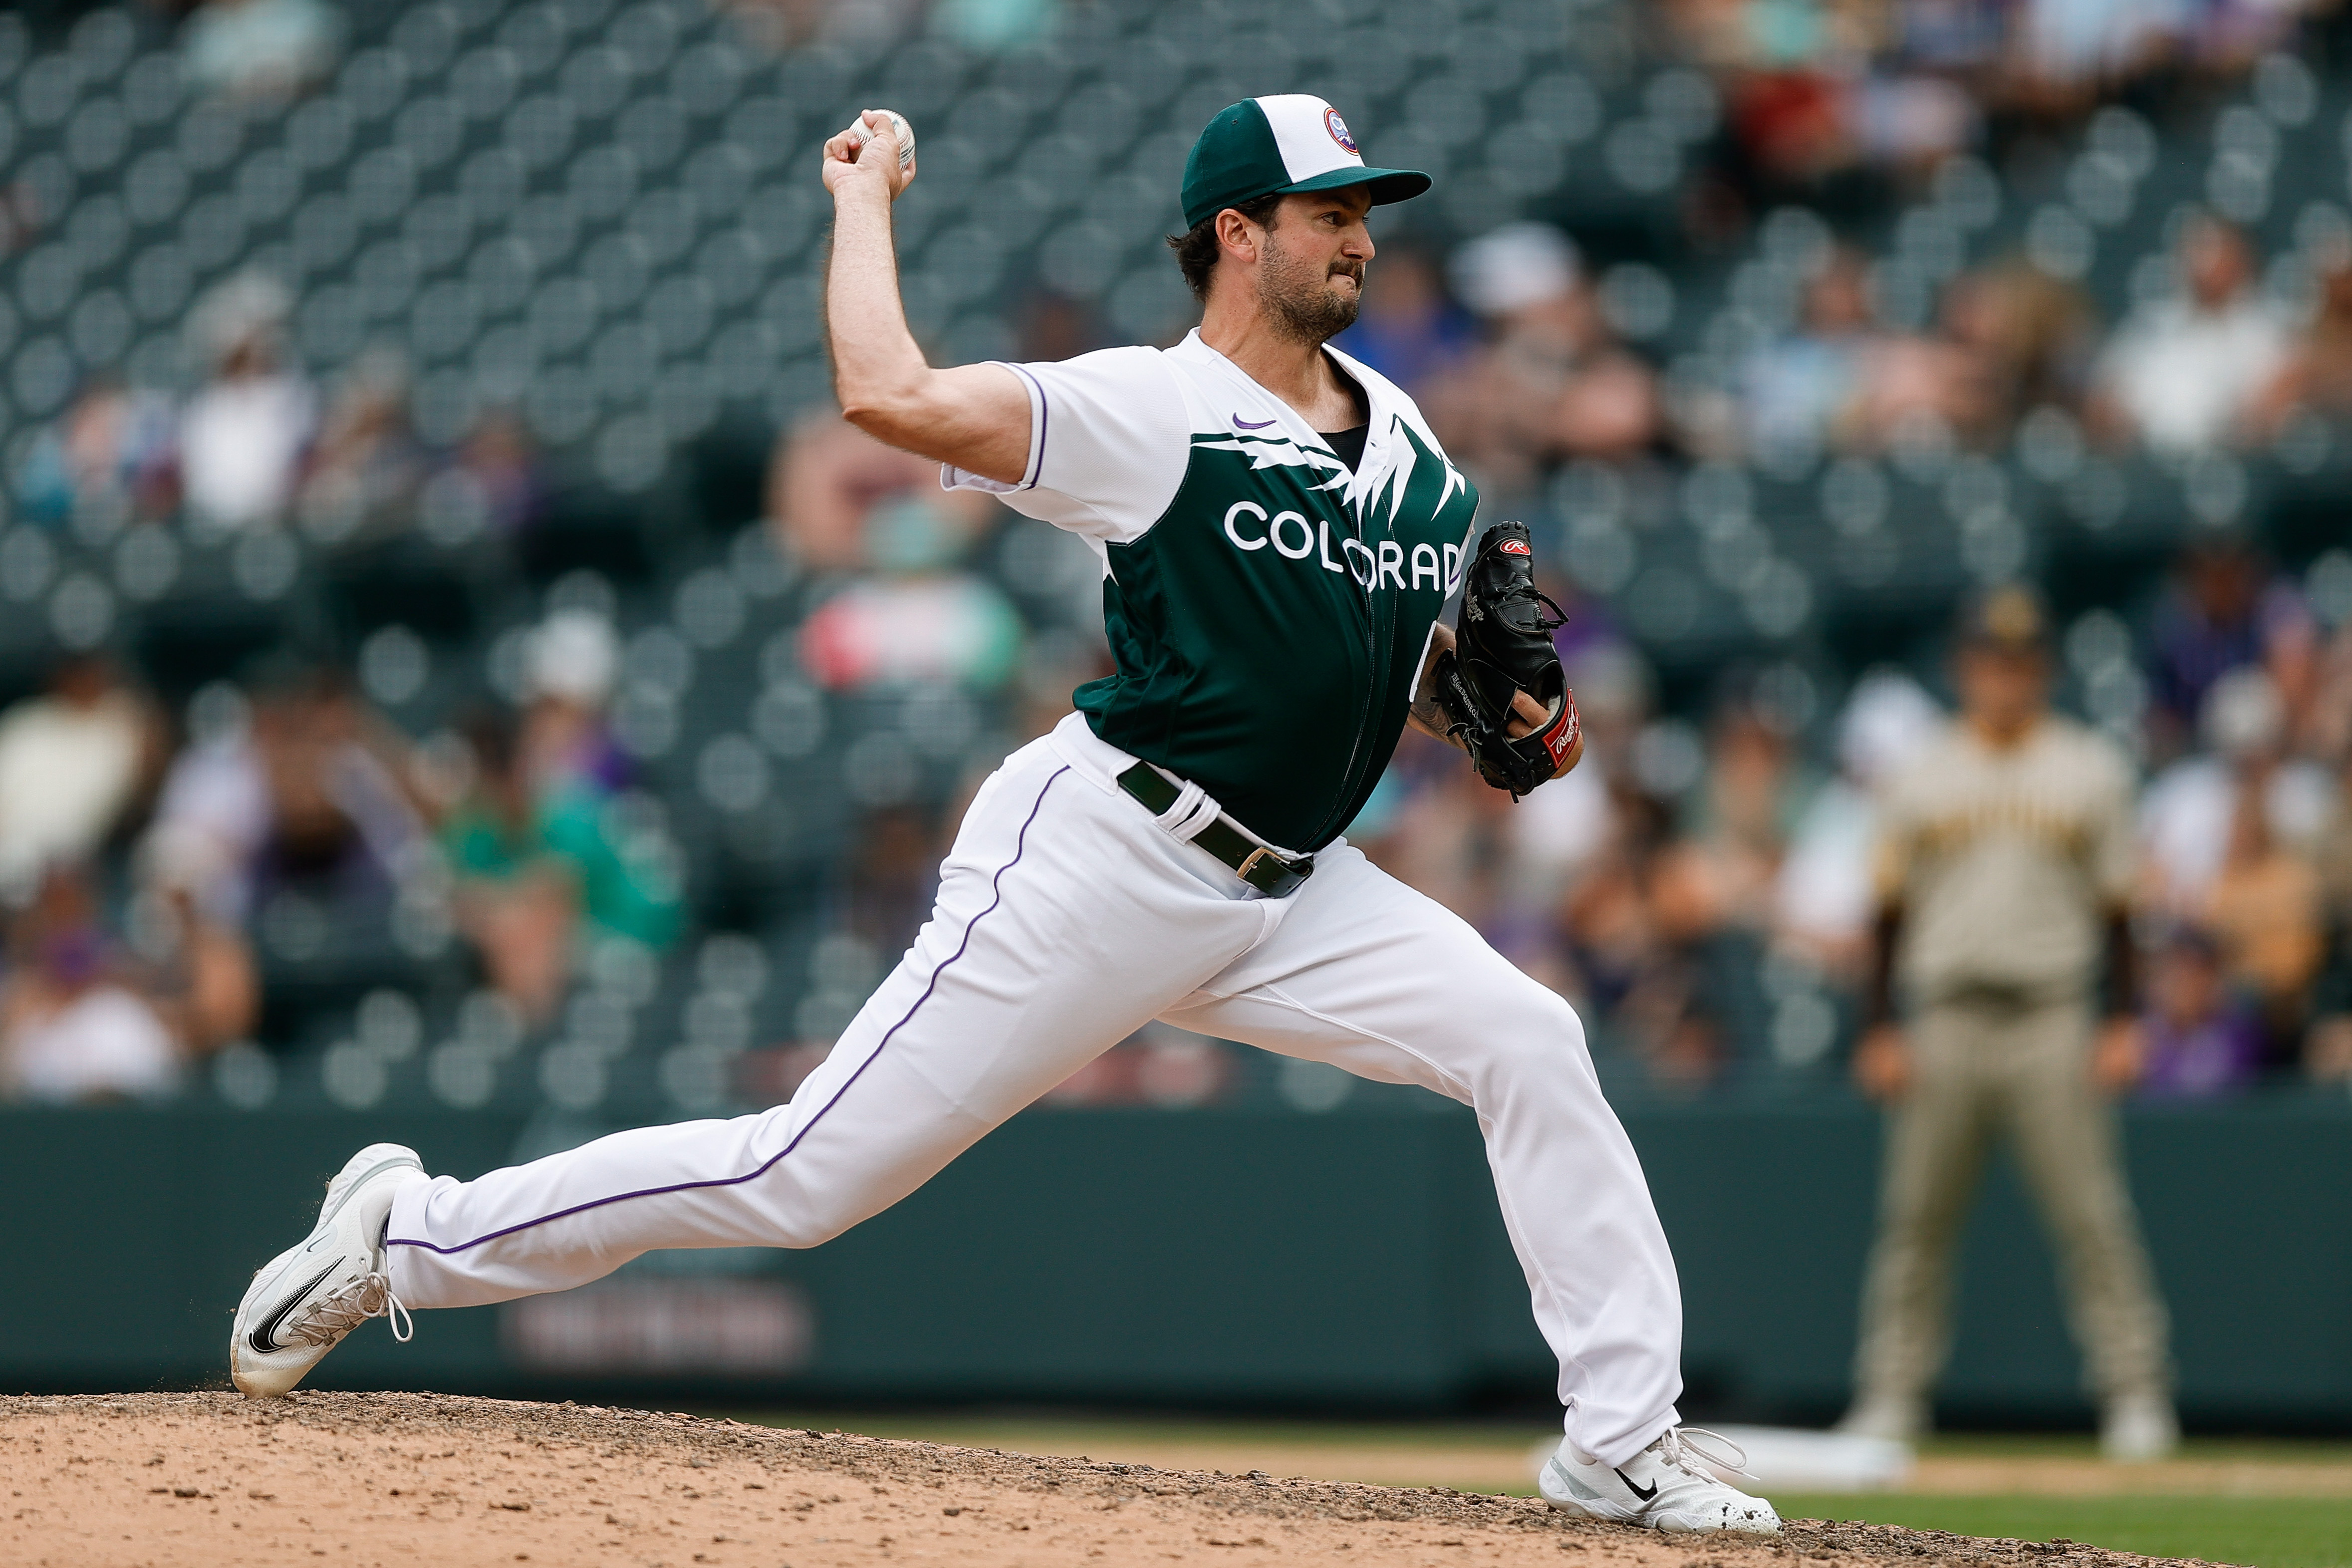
[
  {"xmin": 1997, "ymin": 997, "xmax": 2174, "ymax": 1454},
  {"xmin": 1844, "ymin": 1000, "xmax": 1998, "ymax": 1440},
  {"xmin": 1159, "ymin": 842, "xmax": 1768, "ymax": 1532},
  {"xmin": 234, "ymin": 740, "xmax": 1271, "ymax": 1393}
]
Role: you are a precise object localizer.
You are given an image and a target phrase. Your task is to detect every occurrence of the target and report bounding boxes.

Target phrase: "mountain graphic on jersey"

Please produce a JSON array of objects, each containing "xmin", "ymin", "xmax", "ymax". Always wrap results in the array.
[
  {"xmin": 944, "ymin": 331, "xmax": 1482, "ymax": 853},
  {"xmin": 1079, "ymin": 414, "xmax": 1477, "ymax": 851}
]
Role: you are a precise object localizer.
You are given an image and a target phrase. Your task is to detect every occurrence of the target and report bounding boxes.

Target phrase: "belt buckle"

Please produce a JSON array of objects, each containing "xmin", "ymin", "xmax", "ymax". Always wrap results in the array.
[{"xmin": 1235, "ymin": 845, "xmax": 1310, "ymax": 896}]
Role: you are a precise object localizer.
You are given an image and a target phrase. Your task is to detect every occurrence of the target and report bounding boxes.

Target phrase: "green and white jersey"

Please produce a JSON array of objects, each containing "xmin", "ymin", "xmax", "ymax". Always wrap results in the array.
[{"xmin": 946, "ymin": 329, "xmax": 1480, "ymax": 852}]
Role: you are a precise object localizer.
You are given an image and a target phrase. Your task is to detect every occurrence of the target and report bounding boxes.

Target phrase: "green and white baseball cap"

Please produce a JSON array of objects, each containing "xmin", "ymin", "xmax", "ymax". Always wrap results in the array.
[{"xmin": 1180, "ymin": 94, "xmax": 1431, "ymax": 231}]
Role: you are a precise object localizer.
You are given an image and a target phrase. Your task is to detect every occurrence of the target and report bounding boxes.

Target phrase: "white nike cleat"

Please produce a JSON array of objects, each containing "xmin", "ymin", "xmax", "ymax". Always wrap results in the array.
[
  {"xmin": 230, "ymin": 1142, "xmax": 425, "ymax": 1398},
  {"xmin": 1539, "ymin": 1427, "xmax": 1782, "ymax": 1536},
  {"xmin": 2100, "ymin": 1392, "xmax": 2179, "ymax": 1462},
  {"xmin": 1835, "ymin": 1395, "xmax": 1927, "ymax": 1444}
]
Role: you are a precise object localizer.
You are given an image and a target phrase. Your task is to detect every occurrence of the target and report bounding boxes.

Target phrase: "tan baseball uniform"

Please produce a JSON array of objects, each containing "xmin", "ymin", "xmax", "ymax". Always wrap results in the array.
[{"xmin": 1851, "ymin": 714, "xmax": 2170, "ymax": 1421}]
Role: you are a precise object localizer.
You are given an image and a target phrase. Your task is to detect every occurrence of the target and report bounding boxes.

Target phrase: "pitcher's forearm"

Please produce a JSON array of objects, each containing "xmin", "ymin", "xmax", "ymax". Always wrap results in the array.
[
  {"xmin": 821, "ymin": 183, "xmax": 1029, "ymax": 481},
  {"xmin": 824, "ymin": 182, "xmax": 926, "ymax": 424},
  {"xmin": 1407, "ymin": 624, "xmax": 1464, "ymax": 747}
]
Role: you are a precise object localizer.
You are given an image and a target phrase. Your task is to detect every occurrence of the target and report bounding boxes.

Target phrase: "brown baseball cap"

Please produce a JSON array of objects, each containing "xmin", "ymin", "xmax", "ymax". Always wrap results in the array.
[{"xmin": 1958, "ymin": 583, "xmax": 2050, "ymax": 651}]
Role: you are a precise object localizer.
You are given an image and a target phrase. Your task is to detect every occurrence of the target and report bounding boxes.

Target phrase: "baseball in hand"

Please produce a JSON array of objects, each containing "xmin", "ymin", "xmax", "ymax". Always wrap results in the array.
[{"xmin": 842, "ymin": 108, "xmax": 915, "ymax": 172}]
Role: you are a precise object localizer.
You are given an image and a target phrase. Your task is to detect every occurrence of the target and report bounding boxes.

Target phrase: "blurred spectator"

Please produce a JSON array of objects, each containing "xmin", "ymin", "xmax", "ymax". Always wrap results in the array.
[
  {"xmin": 445, "ymin": 407, "xmax": 548, "ymax": 536},
  {"xmin": 180, "ymin": 0, "xmax": 343, "ymax": 101},
  {"xmin": 1720, "ymin": 67, "xmax": 1863, "ymax": 197},
  {"xmin": 1841, "ymin": 309, "xmax": 1992, "ymax": 453},
  {"xmin": 143, "ymin": 667, "xmax": 429, "ymax": 930},
  {"xmin": 1495, "ymin": 639, "xmax": 1652, "ymax": 956},
  {"xmin": 0, "ymin": 656, "xmax": 165, "ymax": 898},
  {"xmin": 2301, "ymin": 607, "xmax": 2352, "ymax": 763},
  {"xmin": 2091, "ymin": 215, "xmax": 2287, "ymax": 455},
  {"xmin": 844, "ymin": 804, "xmax": 945, "ymax": 960},
  {"xmin": 1775, "ymin": 668, "xmax": 1944, "ymax": 975},
  {"xmin": 295, "ymin": 349, "xmax": 426, "ymax": 543},
  {"xmin": 1738, "ymin": 246, "xmax": 1878, "ymax": 459},
  {"xmin": 1566, "ymin": 784, "xmax": 1729, "ymax": 1088},
  {"xmin": 0, "ymin": 866, "xmax": 253, "ymax": 1103},
  {"xmin": 2008, "ymin": 0, "xmax": 2186, "ymax": 109},
  {"xmin": 2135, "ymin": 926, "xmax": 2264, "ymax": 1097},
  {"xmin": 179, "ymin": 273, "xmax": 316, "ymax": 531},
  {"xmin": 2200, "ymin": 784, "xmax": 2325, "ymax": 1050},
  {"xmin": 1335, "ymin": 241, "xmax": 1476, "ymax": 400},
  {"xmin": 16, "ymin": 376, "xmax": 179, "ymax": 528},
  {"xmin": 2143, "ymin": 540, "xmax": 2313, "ymax": 754},
  {"xmin": 2140, "ymin": 667, "xmax": 2336, "ymax": 913},
  {"xmin": 520, "ymin": 610, "xmax": 628, "ymax": 800},
  {"xmin": 725, "ymin": 0, "xmax": 927, "ymax": 48},
  {"xmin": 1672, "ymin": 0, "xmax": 1973, "ymax": 209},
  {"xmin": 441, "ymin": 711, "xmax": 681, "ymax": 1022},
  {"xmin": 798, "ymin": 491, "xmax": 1023, "ymax": 693},
  {"xmin": 1931, "ymin": 258, "xmax": 2099, "ymax": 445},
  {"xmin": 1828, "ymin": 257, "xmax": 2094, "ymax": 455},
  {"xmin": 1654, "ymin": 683, "xmax": 1824, "ymax": 942},
  {"xmin": 932, "ymin": 0, "xmax": 1059, "ymax": 50},
  {"xmin": 1363, "ymin": 743, "xmax": 1512, "ymax": 933},
  {"xmin": 1752, "ymin": 253, "xmax": 2091, "ymax": 460},
  {"xmin": 1433, "ymin": 224, "xmax": 1665, "ymax": 504},
  {"xmin": 768, "ymin": 411, "xmax": 993, "ymax": 572},
  {"xmin": 1844, "ymin": 585, "xmax": 2174, "ymax": 1459},
  {"xmin": 2254, "ymin": 245, "xmax": 2352, "ymax": 436}
]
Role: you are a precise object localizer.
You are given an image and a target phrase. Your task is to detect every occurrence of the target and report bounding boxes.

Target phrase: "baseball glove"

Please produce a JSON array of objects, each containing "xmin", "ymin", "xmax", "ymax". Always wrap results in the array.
[{"xmin": 1431, "ymin": 522, "xmax": 1581, "ymax": 799}]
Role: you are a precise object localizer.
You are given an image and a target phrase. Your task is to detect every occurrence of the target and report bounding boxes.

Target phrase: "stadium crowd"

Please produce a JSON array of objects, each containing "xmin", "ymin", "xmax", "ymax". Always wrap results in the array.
[
  {"xmin": 1326, "ymin": 200, "xmax": 2352, "ymax": 1096},
  {"xmin": 1, "ymin": 0, "xmax": 2351, "ymax": 1117}
]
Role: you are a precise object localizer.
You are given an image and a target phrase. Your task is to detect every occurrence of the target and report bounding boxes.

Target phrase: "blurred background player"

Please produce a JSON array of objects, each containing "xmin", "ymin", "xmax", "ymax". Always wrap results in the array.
[{"xmin": 1843, "ymin": 586, "xmax": 2175, "ymax": 1461}]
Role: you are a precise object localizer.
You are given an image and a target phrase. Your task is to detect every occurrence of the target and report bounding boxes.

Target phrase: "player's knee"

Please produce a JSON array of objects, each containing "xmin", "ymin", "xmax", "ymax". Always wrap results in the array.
[
  {"xmin": 1480, "ymin": 980, "xmax": 1593, "ymax": 1078},
  {"xmin": 769, "ymin": 1207, "xmax": 856, "ymax": 1250}
]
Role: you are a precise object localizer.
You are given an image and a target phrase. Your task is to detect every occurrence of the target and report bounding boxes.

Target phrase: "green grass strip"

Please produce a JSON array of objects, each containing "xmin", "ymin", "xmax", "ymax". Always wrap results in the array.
[{"xmin": 1775, "ymin": 1493, "xmax": 2352, "ymax": 1568}]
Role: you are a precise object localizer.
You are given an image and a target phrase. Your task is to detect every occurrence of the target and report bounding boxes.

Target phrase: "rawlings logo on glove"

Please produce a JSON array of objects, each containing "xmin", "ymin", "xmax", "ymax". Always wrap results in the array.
[{"xmin": 1432, "ymin": 522, "xmax": 1581, "ymax": 799}]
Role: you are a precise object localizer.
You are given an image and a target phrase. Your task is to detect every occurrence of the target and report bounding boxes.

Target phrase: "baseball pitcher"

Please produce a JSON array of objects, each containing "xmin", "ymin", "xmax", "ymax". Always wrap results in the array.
[{"xmin": 230, "ymin": 95, "xmax": 1777, "ymax": 1535}]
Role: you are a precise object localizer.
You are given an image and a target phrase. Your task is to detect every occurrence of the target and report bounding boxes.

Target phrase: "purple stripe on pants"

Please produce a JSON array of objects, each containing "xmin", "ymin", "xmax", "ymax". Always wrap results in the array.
[{"xmin": 386, "ymin": 765, "xmax": 1072, "ymax": 1257}]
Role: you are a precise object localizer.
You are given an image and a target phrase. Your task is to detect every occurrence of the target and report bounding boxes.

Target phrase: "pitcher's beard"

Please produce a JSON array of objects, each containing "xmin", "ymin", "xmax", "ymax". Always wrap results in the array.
[{"xmin": 1260, "ymin": 248, "xmax": 1363, "ymax": 345}]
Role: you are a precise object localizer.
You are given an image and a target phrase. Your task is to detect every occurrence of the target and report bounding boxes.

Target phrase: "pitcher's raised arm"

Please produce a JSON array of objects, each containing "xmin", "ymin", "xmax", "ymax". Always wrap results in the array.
[{"xmin": 820, "ymin": 109, "xmax": 1030, "ymax": 485}]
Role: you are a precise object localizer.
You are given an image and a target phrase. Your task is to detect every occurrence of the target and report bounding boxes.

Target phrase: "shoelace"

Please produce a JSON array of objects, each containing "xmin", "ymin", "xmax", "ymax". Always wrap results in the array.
[
  {"xmin": 1653, "ymin": 1426, "xmax": 1756, "ymax": 1482},
  {"xmin": 283, "ymin": 1271, "xmax": 414, "ymax": 1347}
]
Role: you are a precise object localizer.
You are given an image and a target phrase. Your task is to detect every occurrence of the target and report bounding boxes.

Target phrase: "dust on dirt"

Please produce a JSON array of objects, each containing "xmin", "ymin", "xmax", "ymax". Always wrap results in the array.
[{"xmin": 0, "ymin": 1392, "xmax": 2232, "ymax": 1568}]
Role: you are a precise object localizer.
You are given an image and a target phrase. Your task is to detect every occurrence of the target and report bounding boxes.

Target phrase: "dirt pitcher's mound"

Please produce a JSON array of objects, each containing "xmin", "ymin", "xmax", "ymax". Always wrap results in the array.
[{"xmin": 2, "ymin": 1393, "xmax": 2222, "ymax": 1568}]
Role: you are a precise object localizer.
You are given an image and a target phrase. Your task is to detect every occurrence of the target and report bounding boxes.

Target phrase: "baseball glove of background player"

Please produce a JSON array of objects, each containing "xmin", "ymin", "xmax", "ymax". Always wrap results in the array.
[{"xmin": 1432, "ymin": 522, "xmax": 1581, "ymax": 799}]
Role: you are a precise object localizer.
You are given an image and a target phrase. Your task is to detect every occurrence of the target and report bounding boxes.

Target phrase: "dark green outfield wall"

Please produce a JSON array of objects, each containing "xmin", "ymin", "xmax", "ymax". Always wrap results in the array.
[{"xmin": 3, "ymin": 1092, "xmax": 2346, "ymax": 1426}]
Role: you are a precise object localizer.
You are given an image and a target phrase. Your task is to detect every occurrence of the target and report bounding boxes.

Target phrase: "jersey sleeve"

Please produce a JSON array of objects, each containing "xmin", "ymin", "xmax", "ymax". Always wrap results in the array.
[
  {"xmin": 2087, "ymin": 741, "xmax": 2139, "ymax": 906},
  {"xmin": 941, "ymin": 346, "xmax": 1191, "ymax": 544},
  {"xmin": 1868, "ymin": 772, "xmax": 1920, "ymax": 909}
]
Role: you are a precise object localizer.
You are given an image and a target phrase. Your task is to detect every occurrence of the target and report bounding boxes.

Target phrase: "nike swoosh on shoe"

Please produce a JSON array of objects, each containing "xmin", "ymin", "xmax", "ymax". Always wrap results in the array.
[
  {"xmin": 249, "ymin": 1260, "xmax": 342, "ymax": 1354},
  {"xmin": 1615, "ymin": 1467, "xmax": 1660, "ymax": 1502}
]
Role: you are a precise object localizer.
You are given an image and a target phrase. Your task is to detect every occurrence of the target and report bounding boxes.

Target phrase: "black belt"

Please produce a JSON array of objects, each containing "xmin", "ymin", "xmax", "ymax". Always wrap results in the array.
[{"xmin": 1116, "ymin": 763, "xmax": 1315, "ymax": 897}]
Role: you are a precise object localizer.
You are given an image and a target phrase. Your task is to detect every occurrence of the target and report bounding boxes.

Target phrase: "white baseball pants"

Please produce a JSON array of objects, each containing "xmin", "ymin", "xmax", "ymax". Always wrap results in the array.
[{"xmin": 387, "ymin": 714, "xmax": 1686, "ymax": 1465}]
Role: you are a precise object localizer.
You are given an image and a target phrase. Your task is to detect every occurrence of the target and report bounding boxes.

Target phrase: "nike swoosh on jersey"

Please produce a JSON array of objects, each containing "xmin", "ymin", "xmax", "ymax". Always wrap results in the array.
[{"xmin": 1232, "ymin": 414, "xmax": 1276, "ymax": 429}]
